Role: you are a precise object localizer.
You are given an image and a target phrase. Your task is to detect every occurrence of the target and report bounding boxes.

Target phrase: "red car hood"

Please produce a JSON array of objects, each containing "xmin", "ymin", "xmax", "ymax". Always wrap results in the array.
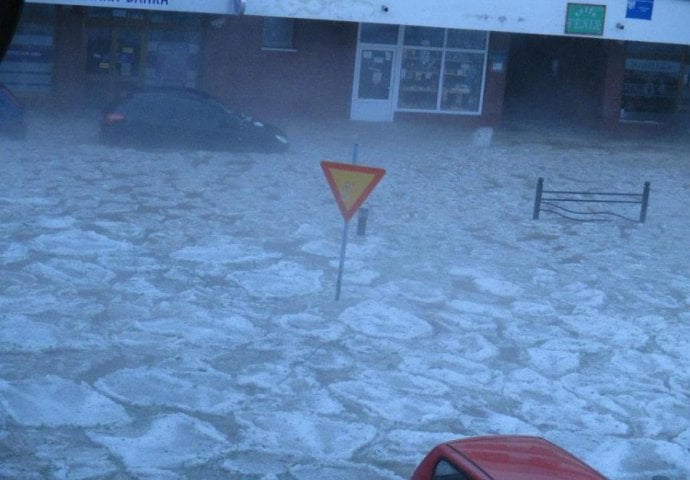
[{"xmin": 448, "ymin": 435, "xmax": 608, "ymax": 480}]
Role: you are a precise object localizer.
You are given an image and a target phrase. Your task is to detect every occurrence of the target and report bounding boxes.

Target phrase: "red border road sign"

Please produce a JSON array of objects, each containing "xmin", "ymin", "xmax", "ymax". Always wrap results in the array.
[{"xmin": 321, "ymin": 160, "xmax": 386, "ymax": 222}]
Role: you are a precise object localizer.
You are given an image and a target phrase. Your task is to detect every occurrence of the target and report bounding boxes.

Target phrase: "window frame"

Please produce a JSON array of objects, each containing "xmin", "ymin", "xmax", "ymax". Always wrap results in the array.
[
  {"xmin": 396, "ymin": 27, "xmax": 488, "ymax": 115},
  {"xmin": 262, "ymin": 17, "xmax": 296, "ymax": 52},
  {"xmin": 432, "ymin": 458, "xmax": 472, "ymax": 480}
]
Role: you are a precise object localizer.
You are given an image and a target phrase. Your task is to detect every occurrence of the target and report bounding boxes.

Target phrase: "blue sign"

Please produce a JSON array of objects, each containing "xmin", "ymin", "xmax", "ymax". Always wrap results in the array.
[{"xmin": 626, "ymin": 0, "xmax": 654, "ymax": 20}]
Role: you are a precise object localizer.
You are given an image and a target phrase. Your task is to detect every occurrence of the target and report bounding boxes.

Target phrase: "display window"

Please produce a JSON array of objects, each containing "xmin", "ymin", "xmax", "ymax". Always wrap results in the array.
[
  {"xmin": 84, "ymin": 8, "xmax": 201, "ymax": 101},
  {"xmin": 86, "ymin": 27, "xmax": 142, "ymax": 78},
  {"xmin": 620, "ymin": 41, "xmax": 686, "ymax": 123},
  {"xmin": 403, "ymin": 26, "xmax": 444, "ymax": 48},
  {"xmin": 352, "ymin": 23, "xmax": 489, "ymax": 120},
  {"xmin": 359, "ymin": 23, "xmax": 399, "ymax": 45},
  {"xmin": 397, "ymin": 27, "xmax": 488, "ymax": 114},
  {"xmin": 0, "ymin": 4, "xmax": 56, "ymax": 94},
  {"xmin": 85, "ymin": 8, "xmax": 146, "ymax": 94},
  {"xmin": 441, "ymin": 51, "xmax": 484, "ymax": 112},
  {"xmin": 399, "ymin": 49, "xmax": 442, "ymax": 109},
  {"xmin": 447, "ymin": 29, "xmax": 487, "ymax": 50},
  {"xmin": 86, "ymin": 27, "xmax": 114, "ymax": 75}
]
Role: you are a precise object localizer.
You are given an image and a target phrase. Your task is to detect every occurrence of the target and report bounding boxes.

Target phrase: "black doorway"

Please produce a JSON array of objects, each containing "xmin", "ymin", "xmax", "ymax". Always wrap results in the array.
[{"xmin": 504, "ymin": 34, "xmax": 607, "ymax": 129}]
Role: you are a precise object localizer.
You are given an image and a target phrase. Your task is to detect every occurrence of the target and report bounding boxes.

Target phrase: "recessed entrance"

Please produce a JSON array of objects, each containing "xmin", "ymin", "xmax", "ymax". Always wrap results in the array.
[{"xmin": 504, "ymin": 34, "xmax": 607, "ymax": 129}]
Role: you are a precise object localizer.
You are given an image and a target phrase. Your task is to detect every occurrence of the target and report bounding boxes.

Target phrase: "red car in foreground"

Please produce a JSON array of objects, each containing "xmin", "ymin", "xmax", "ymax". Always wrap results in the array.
[{"xmin": 411, "ymin": 435, "xmax": 608, "ymax": 480}]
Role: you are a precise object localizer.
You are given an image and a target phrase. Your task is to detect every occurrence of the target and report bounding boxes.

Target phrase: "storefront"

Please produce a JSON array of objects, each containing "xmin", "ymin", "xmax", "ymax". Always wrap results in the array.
[
  {"xmin": 0, "ymin": 4, "xmax": 203, "ymax": 104},
  {"xmin": 0, "ymin": 4, "xmax": 56, "ymax": 95},
  {"xmin": 83, "ymin": 7, "xmax": 202, "ymax": 103},
  {"xmin": 351, "ymin": 23, "xmax": 490, "ymax": 122},
  {"xmin": 5, "ymin": 3, "xmax": 689, "ymax": 130},
  {"xmin": 619, "ymin": 41, "xmax": 688, "ymax": 124}
]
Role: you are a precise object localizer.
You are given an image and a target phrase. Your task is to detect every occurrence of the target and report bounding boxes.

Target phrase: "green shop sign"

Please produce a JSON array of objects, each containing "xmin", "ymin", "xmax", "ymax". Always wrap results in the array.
[{"xmin": 565, "ymin": 3, "xmax": 606, "ymax": 36}]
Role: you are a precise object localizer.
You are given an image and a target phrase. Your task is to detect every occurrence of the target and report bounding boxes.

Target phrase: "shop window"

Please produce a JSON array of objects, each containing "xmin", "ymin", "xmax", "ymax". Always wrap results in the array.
[
  {"xmin": 87, "ymin": 8, "xmax": 145, "ymax": 21},
  {"xmin": 441, "ymin": 51, "xmax": 484, "ymax": 112},
  {"xmin": 114, "ymin": 29, "xmax": 142, "ymax": 78},
  {"xmin": 360, "ymin": 23, "xmax": 399, "ymax": 44},
  {"xmin": 0, "ymin": 4, "xmax": 56, "ymax": 94},
  {"xmin": 399, "ymin": 49, "xmax": 442, "ymax": 109},
  {"xmin": 84, "ymin": 9, "xmax": 202, "ymax": 94},
  {"xmin": 621, "ymin": 42, "xmax": 684, "ymax": 122},
  {"xmin": 262, "ymin": 18, "xmax": 295, "ymax": 51},
  {"xmin": 447, "ymin": 29, "xmax": 487, "ymax": 50},
  {"xmin": 397, "ymin": 27, "xmax": 487, "ymax": 113},
  {"xmin": 354, "ymin": 23, "xmax": 488, "ymax": 117},
  {"xmin": 86, "ymin": 27, "xmax": 142, "ymax": 78},
  {"xmin": 403, "ymin": 26, "xmax": 444, "ymax": 48},
  {"xmin": 86, "ymin": 7, "xmax": 113, "ymax": 19},
  {"xmin": 150, "ymin": 11, "xmax": 202, "ymax": 29},
  {"xmin": 626, "ymin": 41, "xmax": 686, "ymax": 57},
  {"xmin": 86, "ymin": 28, "xmax": 113, "ymax": 75}
]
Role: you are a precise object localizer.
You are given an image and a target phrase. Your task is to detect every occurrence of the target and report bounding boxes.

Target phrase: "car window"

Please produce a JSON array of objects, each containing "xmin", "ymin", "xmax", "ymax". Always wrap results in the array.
[
  {"xmin": 119, "ymin": 93, "xmax": 169, "ymax": 117},
  {"xmin": 204, "ymin": 96, "xmax": 244, "ymax": 121},
  {"xmin": 119, "ymin": 93, "xmax": 227, "ymax": 128},
  {"xmin": 167, "ymin": 97, "xmax": 227, "ymax": 128},
  {"xmin": 433, "ymin": 459, "xmax": 471, "ymax": 480}
]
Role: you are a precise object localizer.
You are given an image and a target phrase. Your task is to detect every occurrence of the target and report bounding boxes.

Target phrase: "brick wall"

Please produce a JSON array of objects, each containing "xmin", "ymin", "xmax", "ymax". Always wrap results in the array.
[
  {"xmin": 481, "ymin": 32, "xmax": 511, "ymax": 125},
  {"xmin": 201, "ymin": 17, "xmax": 357, "ymax": 121}
]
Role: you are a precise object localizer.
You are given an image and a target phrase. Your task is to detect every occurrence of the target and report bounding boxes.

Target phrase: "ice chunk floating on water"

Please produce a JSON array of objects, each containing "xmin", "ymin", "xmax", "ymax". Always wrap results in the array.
[
  {"xmin": 228, "ymin": 260, "xmax": 323, "ymax": 297},
  {"xmin": 339, "ymin": 300, "xmax": 433, "ymax": 339},
  {"xmin": 89, "ymin": 413, "xmax": 227, "ymax": 471},
  {"xmin": 0, "ymin": 375, "xmax": 129, "ymax": 427}
]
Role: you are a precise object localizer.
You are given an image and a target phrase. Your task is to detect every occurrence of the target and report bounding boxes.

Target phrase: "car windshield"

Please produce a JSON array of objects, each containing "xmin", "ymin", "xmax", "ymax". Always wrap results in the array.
[{"xmin": 1, "ymin": 3, "xmax": 689, "ymax": 480}]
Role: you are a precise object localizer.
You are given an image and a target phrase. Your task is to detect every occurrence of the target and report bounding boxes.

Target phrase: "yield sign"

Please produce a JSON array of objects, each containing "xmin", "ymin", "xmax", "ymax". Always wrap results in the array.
[{"xmin": 321, "ymin": 160, "xmax": 386, "ymax": 222}]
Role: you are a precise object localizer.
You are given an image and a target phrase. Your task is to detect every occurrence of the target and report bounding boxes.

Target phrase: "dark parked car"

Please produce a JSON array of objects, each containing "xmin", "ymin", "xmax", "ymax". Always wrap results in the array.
[
  {"xmin": 100, "ymin": 88, "xmax": 289, "ymax": 152},
  {"xmin": 0, "ymin": 83, "xmax": 26, "ymax": 140}
]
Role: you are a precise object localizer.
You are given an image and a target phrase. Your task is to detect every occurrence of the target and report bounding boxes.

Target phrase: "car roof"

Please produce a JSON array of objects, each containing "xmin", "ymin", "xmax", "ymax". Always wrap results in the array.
[
  {"xmin": 125, "ymin": 86, "xmax": 212, "ymax": 101},
  {"xmin": 108, "ymin": 87, "xmax": 239, "ymax": 114},
  {"xmin": 445, "ymin": 435, "xmax": 608, "ymax": 480}
]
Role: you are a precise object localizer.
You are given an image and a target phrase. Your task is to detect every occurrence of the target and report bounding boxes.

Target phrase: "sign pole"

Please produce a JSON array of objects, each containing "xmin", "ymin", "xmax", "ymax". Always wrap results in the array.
[
  {"xmin": 321, "ymin": 144, "xmax": 384, "ymax": 301},
  {"xmin": 334, "ymin": 220, "xmax": 349, "ymax": 301},
  {"xmin": 334, "ymin": 144, "xmax": 359, "ymax": 301}
]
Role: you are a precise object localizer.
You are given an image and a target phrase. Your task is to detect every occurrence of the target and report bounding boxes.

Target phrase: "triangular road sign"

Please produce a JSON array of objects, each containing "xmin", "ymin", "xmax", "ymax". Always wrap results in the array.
[{"xmin": 321, "ymin": 160, "xmax": 386, "ymax": 222}]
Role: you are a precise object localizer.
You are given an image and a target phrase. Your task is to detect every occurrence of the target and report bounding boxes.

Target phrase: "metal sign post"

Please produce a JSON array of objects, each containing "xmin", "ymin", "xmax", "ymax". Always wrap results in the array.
[
  {"xmin": 334, "ymin": 219, "xmax": 349, "ymax": 301},
  {"xmin": 335, "ymin": 144, "xmax": 358, "ymax": 301}
]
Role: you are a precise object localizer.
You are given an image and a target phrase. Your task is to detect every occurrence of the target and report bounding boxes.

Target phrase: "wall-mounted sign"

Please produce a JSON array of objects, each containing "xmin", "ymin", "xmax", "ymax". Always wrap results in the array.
[
  {"xmin": 626, "ymin": 0, "xmax": 654, "ymax": 20},
  {"xmin": 490, "ymin": 52, "xmax": 507, "ymax": 73},
  {"xmin": 565, "ymin": 3, "xmax": 606, "ymax": 36},
  {"xmin": 26, "ymin": 0, "xmax": 244, "ymax": 15}
]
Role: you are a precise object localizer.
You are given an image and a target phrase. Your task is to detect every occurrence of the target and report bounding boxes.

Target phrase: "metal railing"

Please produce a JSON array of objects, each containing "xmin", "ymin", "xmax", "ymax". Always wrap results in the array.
[{"xmin": 532, "ymin": 177, "xmax": 651, "ymax": 223}]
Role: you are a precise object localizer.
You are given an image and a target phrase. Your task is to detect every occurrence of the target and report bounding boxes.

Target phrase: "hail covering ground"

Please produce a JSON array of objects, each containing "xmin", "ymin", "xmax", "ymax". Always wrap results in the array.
[{"xmin": 0, "ymin": 109, "xmax": 689, "ymax": 480}]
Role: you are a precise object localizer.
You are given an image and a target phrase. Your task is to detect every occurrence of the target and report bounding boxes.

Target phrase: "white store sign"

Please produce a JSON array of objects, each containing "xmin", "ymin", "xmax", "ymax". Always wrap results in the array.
[{"xmin": 27, "ymin": 0, "xmax": 245, "ymax": 15}]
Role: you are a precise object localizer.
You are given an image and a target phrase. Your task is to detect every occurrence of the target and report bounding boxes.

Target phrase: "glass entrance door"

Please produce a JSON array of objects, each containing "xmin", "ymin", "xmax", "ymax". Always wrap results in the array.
[
  {"xmin": 351, "ymin": 47, "xmax": 396, "ymax": 121},
  {"xmin": 85, "ymin": 8, "xmax": 145, "ymax": 104}
]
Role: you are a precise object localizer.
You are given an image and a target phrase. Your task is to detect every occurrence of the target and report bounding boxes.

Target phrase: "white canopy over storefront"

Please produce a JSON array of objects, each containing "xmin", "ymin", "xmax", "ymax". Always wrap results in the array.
[
  {"xmin": 27, "ymin": 0, "xmax": 245, "ymax": 15},
  {"xmin": 27, "ymin": 0, "xmax": 690, "ymax": 45}
]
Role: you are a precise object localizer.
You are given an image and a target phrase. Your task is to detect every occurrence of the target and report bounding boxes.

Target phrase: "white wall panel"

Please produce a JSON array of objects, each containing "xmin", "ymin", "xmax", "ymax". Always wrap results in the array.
[{"xmin": 27, "ymin": 0, "xmax": 690, "ymax": 44}]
